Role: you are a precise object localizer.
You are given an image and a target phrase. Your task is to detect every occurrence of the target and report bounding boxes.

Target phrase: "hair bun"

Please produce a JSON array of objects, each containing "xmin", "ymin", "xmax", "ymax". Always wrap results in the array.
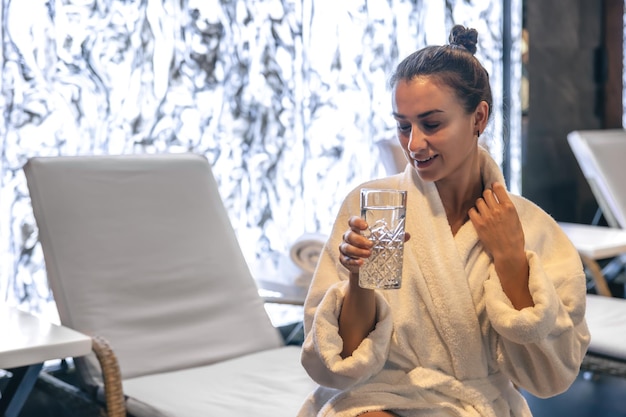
[{"xmin": 448, "ymin": 25, "xmax": 478, "ymax": 55}]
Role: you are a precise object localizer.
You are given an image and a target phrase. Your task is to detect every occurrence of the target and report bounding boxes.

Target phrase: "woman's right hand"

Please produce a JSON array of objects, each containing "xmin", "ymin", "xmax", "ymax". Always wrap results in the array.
[
  {"xmin": 339, "ymin": 215, "xmax": 412, "ymax": 275},
  {"xmin": 339, "ymin": 216, "xmax": 373, "ymax": 274}
]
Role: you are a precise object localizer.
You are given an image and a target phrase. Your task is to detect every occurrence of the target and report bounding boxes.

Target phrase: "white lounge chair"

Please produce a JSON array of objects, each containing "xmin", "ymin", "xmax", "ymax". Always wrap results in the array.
[
  {"xmin": 566, "ymin": 129, "xmax": 626, "ymax": 294},
  {"xmin": 24, "ymin": 153, "xmax": 316, "ymax": 417},
  {"xmin": 564, "ymin": 129, "xmax": 626, "ymax": 377}
]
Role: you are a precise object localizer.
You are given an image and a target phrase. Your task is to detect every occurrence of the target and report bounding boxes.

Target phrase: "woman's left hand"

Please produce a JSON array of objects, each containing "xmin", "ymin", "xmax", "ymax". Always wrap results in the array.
[
  {"xmin": 468, "ymin": 181, "xmax": 525, "ymax": 260},
  {"xmin": 469, "ymin": 181, "xmax": 533, "ymax": 309}
]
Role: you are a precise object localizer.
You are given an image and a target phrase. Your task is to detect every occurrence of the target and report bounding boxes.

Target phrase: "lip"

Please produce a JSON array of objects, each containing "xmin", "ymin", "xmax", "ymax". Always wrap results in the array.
[{"xmin": 413, "ymin": 154, "xmax": 438, "ymax": 168}]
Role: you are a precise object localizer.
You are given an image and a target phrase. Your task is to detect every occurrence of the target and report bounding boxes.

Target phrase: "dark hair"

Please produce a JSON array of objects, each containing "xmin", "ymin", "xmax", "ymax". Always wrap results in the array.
[{"xmin": 389, "ymin": 25, "xmax": 492, "ymax": 119}]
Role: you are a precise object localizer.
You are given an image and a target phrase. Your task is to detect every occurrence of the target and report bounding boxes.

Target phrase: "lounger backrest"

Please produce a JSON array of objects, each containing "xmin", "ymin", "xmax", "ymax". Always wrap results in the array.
[{"xmin": 568, "ymin": 129, "xmax": 626, "ymax": 229}]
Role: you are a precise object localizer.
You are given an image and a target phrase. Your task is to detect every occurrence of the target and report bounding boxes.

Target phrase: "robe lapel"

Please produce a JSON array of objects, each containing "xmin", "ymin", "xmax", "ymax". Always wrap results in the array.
[{"xmin": 400, "ymin": 166, "xmax": 485, "ymax": 379}]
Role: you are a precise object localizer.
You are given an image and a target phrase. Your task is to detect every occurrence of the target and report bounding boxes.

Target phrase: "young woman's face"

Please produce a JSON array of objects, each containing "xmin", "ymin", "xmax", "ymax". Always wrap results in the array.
[{"xmin": 392, "ymin": 76, "xmax": 485, "ymax": 183}]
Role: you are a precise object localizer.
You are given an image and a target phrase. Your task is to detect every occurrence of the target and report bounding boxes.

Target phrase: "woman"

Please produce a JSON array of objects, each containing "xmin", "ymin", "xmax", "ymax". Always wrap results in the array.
[{"xmin": 298, "ymin": 25, "xmax": 590, "ymax": 417}]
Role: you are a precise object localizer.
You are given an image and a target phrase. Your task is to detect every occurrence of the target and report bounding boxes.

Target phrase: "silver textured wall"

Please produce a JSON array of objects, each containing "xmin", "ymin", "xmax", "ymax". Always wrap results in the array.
[{"xmin": 0, "ymin": 0, "xmax": 518, "ymax": 316}]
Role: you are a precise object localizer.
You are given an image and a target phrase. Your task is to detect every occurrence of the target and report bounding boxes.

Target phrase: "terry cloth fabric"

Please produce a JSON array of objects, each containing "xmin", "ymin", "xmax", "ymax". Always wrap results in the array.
[
  {"xmin": 291, "ymin": 234, "xmax": 327, "ymax": 274},
  {"xmin": 298, "ymin": 147, "xmax": 590, "ymax": 417}
]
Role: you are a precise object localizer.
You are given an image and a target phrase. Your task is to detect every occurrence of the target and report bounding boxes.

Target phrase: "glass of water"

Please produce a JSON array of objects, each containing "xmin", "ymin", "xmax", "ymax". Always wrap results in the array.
[{"xmin": 359, "ymin": 188, "xmax": 407, "ymax": 289}]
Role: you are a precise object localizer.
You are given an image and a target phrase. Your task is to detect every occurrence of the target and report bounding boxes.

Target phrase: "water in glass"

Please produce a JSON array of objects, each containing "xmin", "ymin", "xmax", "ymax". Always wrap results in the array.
[{"xmin": 359, "ymin": 205, "xmax": 406, "ymax": 289}]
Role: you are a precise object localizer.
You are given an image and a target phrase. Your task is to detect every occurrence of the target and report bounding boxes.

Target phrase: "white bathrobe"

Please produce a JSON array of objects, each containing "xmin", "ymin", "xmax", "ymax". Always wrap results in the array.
[{"xmin": 298, "ymin": 148, "xmax": 590, "ymax": 417}]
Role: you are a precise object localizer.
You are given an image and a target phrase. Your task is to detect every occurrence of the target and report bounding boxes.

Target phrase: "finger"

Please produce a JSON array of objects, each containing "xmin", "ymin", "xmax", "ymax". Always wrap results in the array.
[
  {"xmin": 344, "ymin": 227, "xmax": 373, "ymax": 247},
  {"xmin": 348, "ymin": 215, "xmax": 368, "ymax": 232},
  {"xmin": 491, "ymin": 182, "xmax": 511, "ymax": 204},
  {"xmin": 474, "ymin": 197, "xmax": 488, "ymax": 214},
  {"xmin": 341, "ymin": 254, "xmax": 364, "ymax": 267},
  {"xmin": 339, "ymin": 240, "xmax": 371, "ymax": 261},
  {"xmin": 468, "ymin": 206, "xmax": 478, "ymax": 221},
  {"xmin": 482, "ymin": 188, "xmax": 499, "ymax": 207},
  {"xmin": 338, "ymin": 251, "xmax": 365, "ymax": 272},
  {"xmin": 339, "ymin": 243, "xmax": 369, "ymax": 260}
]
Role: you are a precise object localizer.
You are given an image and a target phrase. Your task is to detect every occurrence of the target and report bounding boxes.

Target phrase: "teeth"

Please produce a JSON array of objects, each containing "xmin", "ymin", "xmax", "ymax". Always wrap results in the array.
[{"xmin": 417, "ymin": 156, "xmax": 434, "ymax": 163}]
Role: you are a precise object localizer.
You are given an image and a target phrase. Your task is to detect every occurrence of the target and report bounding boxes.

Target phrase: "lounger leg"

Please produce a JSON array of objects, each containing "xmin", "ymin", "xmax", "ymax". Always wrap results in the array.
[
  {"xmin": 0, "ymin": 363, "xmax": 43, "ymax": 417},
  {"xmin": 580, "ymin": 254, "xmax": 613, "ymax": 297}
]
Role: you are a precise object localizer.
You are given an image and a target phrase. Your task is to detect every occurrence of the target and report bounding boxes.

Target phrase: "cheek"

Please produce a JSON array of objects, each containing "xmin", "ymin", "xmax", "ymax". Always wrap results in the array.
[
  {"xmin": 397, "ymin": 136, "xmax": 412, "ymax": 159},
  {"xmin": 448, "ymin": 123, "xmax": 475, "ymax": 146},
  {"xmin": 397, "ymin": 135, "xmax": 410, "ymax": 150}
]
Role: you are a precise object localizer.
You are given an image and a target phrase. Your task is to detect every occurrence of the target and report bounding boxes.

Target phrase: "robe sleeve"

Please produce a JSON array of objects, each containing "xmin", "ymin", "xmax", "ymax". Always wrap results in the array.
[
  {"xmin": 300, "ymin": 280, "xmax": 394, "ymax": 389},
  {"xmin": 483, "ymin": 209, "xmax": 591, "ymax": 398},
  {"xmin": 299, "ymin": 184, "xmax": 395, "ymax": 390}
]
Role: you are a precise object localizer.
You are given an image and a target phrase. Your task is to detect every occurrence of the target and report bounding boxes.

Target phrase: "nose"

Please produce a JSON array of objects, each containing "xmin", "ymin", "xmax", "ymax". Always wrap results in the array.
[{"xmin": 407, "ymin": 127, "xmax": 427, "ymax": 155}]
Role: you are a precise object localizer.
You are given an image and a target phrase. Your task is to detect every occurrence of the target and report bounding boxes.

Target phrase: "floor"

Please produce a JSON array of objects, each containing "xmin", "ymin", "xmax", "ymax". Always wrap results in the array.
[{"xmin": 522, "ymin": 372, "xmax": 626, "ymax": 417}]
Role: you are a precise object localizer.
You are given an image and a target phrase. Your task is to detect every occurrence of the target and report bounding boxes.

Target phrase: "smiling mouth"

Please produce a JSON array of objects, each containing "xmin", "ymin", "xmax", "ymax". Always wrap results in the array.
[{"xmin": 416, "ymin": 155, "xmax": 437, "ymax": 163}]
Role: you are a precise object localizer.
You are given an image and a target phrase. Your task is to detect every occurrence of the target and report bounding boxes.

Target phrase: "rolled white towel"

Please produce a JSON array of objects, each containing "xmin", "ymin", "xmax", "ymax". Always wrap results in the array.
[{"xmin": 290, "ymin": 233, "xmax": 327, "ymax": 275}]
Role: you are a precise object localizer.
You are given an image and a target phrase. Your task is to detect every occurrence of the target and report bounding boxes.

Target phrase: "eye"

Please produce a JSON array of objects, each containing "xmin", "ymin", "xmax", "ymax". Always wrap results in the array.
[
  {"xmin": 396, "ymin": 123, "xmax": 411, "ymax": 134},
  {"xmin": 422, "ymin": 122, "xmax": 440, "ymax": 131}
]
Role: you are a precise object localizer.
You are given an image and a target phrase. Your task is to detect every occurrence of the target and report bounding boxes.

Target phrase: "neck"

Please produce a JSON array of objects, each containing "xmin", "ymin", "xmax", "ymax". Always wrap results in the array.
[{"xmin": 436, "ymin": 157, "xmax": 483, "ymax": 234}]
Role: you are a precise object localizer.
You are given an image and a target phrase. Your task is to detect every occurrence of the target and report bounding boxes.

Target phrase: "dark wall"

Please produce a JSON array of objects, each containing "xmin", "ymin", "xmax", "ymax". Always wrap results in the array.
[{"xmin": 523, "ymin": 0, "xmax": 604, "ymax": 223}]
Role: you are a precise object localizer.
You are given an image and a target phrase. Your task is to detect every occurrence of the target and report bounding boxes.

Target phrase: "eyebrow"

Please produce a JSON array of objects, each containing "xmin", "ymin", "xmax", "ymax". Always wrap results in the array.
[{"xmin": 392, "ymin": 109, "xmax": 444, "ymax": 119}]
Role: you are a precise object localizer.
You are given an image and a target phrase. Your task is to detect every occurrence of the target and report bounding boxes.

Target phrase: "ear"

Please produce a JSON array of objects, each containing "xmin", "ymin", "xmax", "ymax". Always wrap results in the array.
[{"xmin": 473, "ymin": 100, "xmax": 489, "ymax": 133}]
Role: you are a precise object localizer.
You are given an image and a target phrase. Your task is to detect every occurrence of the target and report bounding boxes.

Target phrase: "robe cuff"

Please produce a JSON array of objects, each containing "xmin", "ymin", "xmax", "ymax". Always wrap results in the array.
[
  {"xmin": 301, "ymin": 280, "xmax": 393, "ymax": 389},
  {"xmin": 484, "ymin": 251, "xmax": 559, "ymax": 344}
]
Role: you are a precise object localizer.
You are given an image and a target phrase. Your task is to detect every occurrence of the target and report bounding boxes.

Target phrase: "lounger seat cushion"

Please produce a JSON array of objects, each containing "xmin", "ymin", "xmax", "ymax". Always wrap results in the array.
[
  {"xmin": 585, "ymin": 294, "xmax": 626, "ymax": 360},
  {"xmin": 122, "ymin": 346, "xmax": 315, "ymax": 417}
]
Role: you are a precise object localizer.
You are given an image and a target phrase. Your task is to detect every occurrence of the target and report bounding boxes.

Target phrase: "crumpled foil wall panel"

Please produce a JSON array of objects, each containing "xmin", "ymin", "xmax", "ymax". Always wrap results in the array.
[{"xmin": 0, "ymin": 0, "xmax": 511, "ymax": 315}]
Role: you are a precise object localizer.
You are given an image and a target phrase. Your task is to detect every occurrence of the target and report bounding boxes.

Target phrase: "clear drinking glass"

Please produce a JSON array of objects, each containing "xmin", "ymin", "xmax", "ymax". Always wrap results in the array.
[{"xmin": 359, "ymin": 188, "xmax": 407, "ymax": 289}]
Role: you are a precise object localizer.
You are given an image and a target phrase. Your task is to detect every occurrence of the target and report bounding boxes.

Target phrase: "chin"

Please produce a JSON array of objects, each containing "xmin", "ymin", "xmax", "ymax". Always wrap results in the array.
[{"xmin": 412, "ymin": 166, "xmax": 439, "ymax": 183}]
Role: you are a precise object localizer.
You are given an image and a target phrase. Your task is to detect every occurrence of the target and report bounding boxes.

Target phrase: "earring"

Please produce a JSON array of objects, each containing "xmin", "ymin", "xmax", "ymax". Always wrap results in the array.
[{"xmin": 476, "ymin": 130, "xmax": 481, "ymax": 138}]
